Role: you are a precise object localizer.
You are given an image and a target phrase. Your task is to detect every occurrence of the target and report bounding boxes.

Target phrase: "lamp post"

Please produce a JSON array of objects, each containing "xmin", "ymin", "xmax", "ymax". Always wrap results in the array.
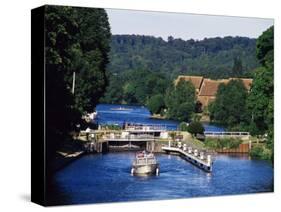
[{"xmin": 72, "ymin": 71, "xmax": 76, "ymax": 94}]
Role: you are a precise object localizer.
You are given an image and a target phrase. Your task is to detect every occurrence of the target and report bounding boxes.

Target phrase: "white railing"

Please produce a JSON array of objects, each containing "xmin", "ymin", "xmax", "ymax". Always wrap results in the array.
[
  {"xmin": 133, "ymin": 158, "xmax": 157, "ymax": 165},
  {"xmin": 125, "ymin": 125, "xmax": 167, "ymax": 131},
  {"xmin": 204, "ymin": 131, "xmax": 250, "ymax": 137},
  {"xmin": 162, "ymin": 146, "xmax": 212, "ymax": 167},
  {"xmin": 105, "ymin": 134, "xmax": 155, "ymax": 140}
]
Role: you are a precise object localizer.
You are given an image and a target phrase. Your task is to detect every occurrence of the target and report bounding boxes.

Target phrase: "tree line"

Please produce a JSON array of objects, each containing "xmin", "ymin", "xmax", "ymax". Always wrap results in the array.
[
  {"xmin": 102, "ymin": 34, "xmax": 262, "ymax": 115},
  {"xmin": 108, "ymin": 34, "xmax": 259, "ymax": 79}
]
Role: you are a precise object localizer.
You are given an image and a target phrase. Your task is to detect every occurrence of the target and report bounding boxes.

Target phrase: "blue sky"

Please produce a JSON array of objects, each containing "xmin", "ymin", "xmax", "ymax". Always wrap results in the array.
[{"xmin": 106, "ymin": 9, "xmax": 273, "ymax": 40}]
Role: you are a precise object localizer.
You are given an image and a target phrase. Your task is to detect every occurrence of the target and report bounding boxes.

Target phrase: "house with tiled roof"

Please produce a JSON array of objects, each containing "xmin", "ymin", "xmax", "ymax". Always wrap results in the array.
[
  {"xmin": 197, "ymin": 79, "xmax": 230, "ymax": 107},
  {"xmin": 175, "ymin": 75, "xmax": 253, "ymax": 109},
  {"xmin": 175, "ymin": 75, "xmax": 204, "ymax": 94}
]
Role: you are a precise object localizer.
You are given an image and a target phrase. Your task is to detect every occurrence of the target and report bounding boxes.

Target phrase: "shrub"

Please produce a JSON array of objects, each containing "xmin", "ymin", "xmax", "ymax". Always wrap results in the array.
[
  {"xmin": 147, "ymin": 94, "xmax": 165, "ymax": 114},
  {"xmin": 250, "ymin": 145, "xmax": 273, "ymax": 160},
  {"xmin": 204, "ymin": 138, "xmax": 242, "ymax": 149},
  {"xmin": 187, "ymin": 121, "xmax": 204, "ymax": 135},
  {"xmin": 179, "ymin": 122, "xmax": 189, "ymax": 131}
]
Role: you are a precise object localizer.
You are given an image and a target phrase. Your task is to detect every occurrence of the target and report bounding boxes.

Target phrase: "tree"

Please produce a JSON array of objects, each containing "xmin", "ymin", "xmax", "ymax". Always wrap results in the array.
[
  {"xmin": 45, "ymin": 6, "xmax": 81, "ymax": 167},
  {"xmin": 100, "ymin": 74, "xmax": 124, "ymax": 104},
  {"xmin": 179, "ymin": 122, "xmax": 189, "ymax": 131},
  {"xmin": 71, "ymin": 8, "xmax": 111, "ymax": 113},
  {"xmin": 187, "ymin": 122, "xmax": 205, "ymax": 135},
  {"xmin": 247, "ymin": 26, "xmax": 273, "ymax": 140},
  {"xmin": 165, "ymin": 80, "xmax": 196, "ymax": 121},
  {"xmin": 232, "ymin": 56, "xmax": 243, "ymax": 77},
  {"xmin": 209, "ymin": 79, "xmax": 249, "ymax": 128},
  {"xmin": 44, "ymin": 5, "xmax": 111, "ymax": 169},
  {"xmin": 256, "ymin": 26, "xmax": 274, "ymax": 67},
  {"xmin": 101, "ymin": 69, "xmax": 170, "ymax": 106},
  {"xmin": 147, "ymin": 94, "xmax": 165, "ymax": 114}
]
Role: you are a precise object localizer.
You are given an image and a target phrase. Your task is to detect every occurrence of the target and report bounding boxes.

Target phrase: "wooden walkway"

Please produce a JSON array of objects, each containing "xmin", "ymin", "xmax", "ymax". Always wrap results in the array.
[{"xmin": 162, "ymin": 146, "xmax": 213, "ymax": 172}]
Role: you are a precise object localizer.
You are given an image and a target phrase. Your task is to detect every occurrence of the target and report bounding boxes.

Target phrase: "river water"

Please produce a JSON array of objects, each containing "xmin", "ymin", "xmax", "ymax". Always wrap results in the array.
[
  {"xmin": 47, "ymin": 104, "xmax": 273, "ymax": 205},
  {"xmin": 48, "ymin": 152, "xmax": 273, "ymax": 205},
  {"xmin": 95, "ymin": 103, "xmax": 225, "ymax": 131}
]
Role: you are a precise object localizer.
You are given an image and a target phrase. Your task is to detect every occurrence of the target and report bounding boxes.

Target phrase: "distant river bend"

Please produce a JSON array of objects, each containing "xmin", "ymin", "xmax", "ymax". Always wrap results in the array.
[{"xmin": 94, "ymin": 103, "xmax": 225, "ymax": 131}]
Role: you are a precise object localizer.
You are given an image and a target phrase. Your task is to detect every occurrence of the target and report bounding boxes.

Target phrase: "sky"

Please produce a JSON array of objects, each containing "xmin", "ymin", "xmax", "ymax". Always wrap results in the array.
[{"xmin": 106, "ymin": 9, "xmax": 273, "ymax": 40}]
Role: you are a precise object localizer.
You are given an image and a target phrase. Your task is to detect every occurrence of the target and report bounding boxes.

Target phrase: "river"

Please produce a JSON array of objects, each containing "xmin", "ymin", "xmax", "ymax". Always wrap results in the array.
[
  {"xmin": 46, "ymin": 103, "xmax": 273, "ymax": 205},
  {"xmin": 94, "ymin": 103, "xmax": 225, "ymax": 131},
  {"xmin": 47, "ymin": 152, "xmax": 273, "ymax": 205}
]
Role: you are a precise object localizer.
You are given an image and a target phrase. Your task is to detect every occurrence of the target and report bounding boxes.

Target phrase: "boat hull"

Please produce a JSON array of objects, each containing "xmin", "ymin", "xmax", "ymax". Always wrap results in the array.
[{"xmin": 132, "ymin": 164, "xmax": 159, "ymax": 176}]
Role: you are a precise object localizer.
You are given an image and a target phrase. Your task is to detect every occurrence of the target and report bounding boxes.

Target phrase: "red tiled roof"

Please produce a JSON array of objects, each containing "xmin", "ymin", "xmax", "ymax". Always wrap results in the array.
[
  {"xmin": 198, "ymin": 78, "xmax": 252, "ymax": 97},
  {"xmin": 198, "ymin": 79, "xmax": 229, "ymax": 96},
  {"xmin": 175, "ymin": 75, "xmax": 204, "ymax": 90},
  {"xmin": 174, "ymin": 75, "xmax": 253, "ymax": 108}
]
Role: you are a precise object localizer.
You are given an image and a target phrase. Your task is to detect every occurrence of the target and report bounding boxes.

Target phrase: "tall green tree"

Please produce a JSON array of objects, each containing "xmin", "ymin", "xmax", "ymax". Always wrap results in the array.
[
  {"xmin": 46, "ymin": 6, "xmax": 111, "ymax": 114},
  {"xmin": 45, "ymin": 6, "xmax": 81, "ymax": 164},
  {"xmin": 70, "ymin": 8, "xmax": 111, "ymax": 113},
  {"xmin": 147, "ymin": 94, "xmax": 165, "ymax": 114},
  {"xmin": 165, "ymin": 80, "xmax": 196, "ymax": 121},
  {"xmin": 256, "ymin": 26, "xmax": 274, "ymax": 67},
  {"xmin": 247, "ymin": 26, "xmax": 273, "ymax": 139},
  {"xmin": 209, "ymin": 80, "xmax": 248, "ymax": 128},
  {"xmin": 45, "ymin": 5, "xmax": 111, "ymax": 167}
]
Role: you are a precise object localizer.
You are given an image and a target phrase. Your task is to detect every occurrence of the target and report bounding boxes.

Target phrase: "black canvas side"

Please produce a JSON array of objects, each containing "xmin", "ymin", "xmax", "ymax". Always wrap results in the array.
[{"xmin": 31, "ymin": 5, "xmax": 46, "ymax": 206}]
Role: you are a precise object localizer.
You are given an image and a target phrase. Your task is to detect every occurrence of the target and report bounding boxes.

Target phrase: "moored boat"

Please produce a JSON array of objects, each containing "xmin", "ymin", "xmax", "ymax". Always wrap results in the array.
[
  {"xmin": 131, "ymin": 151, "xmax": 159, "ymax": 176},
  {"xmin": 111, "ymin": 107, "xmax": 133, "ymax": 111}
]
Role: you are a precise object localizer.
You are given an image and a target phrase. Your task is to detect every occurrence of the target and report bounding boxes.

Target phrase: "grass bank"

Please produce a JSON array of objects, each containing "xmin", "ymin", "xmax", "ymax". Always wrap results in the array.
[{"xmin": 204, "ymin": 137, "xmax": 242, "ymax": 150}]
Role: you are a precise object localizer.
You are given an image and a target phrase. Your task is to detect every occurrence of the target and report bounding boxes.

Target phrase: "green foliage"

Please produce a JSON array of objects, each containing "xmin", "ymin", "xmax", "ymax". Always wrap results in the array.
[
  {"xmin": 101, "ymin": 70, "xmax": 170, "ymax": 105},
  {"xmin": 256, "ymin": 26, "xmax": 274, "ymax": 66},
  {"xmin": 247, "ymin": 26, "xmax": 274, "ymax": 137},
  {"xmin": 103, "ymin": 35, "xmax": 260, "ymax": 107},
  {"xmin": 247, "ymin": 66, "xmax": 273, "ymax": 134},
  {"xmin": 232, "ymin": 56, "xmax": 243, "ymax": 76},
  {"xmin": 147, "ymin": 94, "xmax": 165, "ymax": 114},
  {"xmin": 209, "ymin": 79, "xmax": 249, "ymax": 128},
  {"xmin": 204, "ymin": 138, "xmax": 242, "ymax": 149},
  {"xmin": 250, "ymin": 145, "xmax": 273, "ymax": 160},
  {"xmin": 109, "ymin": 35, "xmax": 259, "ymax": 79},
  {"xmin": 187, "ymin": 121, "xmax": 204, "ymax": 135},
  {"xmin": 103, "ymin": 125, "xmax": 122, "ymax": 130},
  {"xmin": 165, "ymin": 80, "xmax": 196, "ymax": 121},
  {"xmin": 179, "ymin": 122, "xmax": 189, "ymax": 131},
  {"xmin": 46, "ymin": 6, "xmax": 111, "ymax": 114},
  {"xmin": 45, "ymin": 6, "xmax": 81, "ymax": 163},
  {"xmin": 44, "ymin": 5, "xmax": 111, "ymax": 165}
]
